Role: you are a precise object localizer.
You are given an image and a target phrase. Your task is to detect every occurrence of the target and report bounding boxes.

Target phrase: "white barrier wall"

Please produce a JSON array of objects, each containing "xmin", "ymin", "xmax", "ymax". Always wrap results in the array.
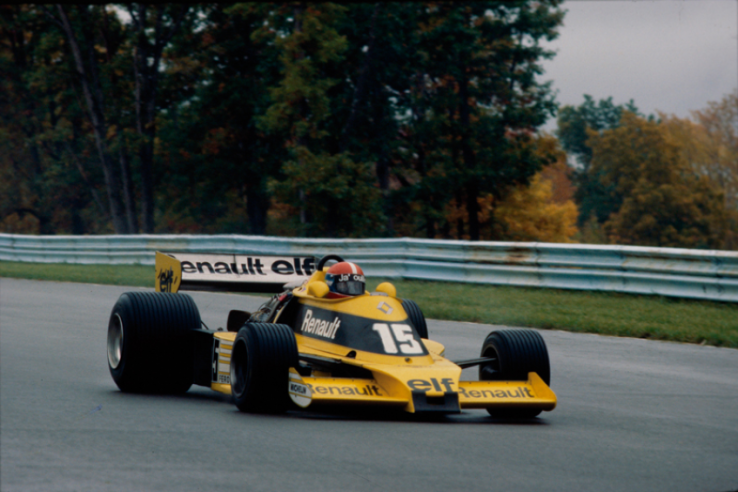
[{"xmin": 1, "ymin": 233, "xmax": 737, "ymax": 302}]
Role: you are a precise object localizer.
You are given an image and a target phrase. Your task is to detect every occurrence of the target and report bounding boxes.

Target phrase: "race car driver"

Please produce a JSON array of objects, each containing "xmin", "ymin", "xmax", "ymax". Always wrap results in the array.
[{"xmin": 324, "ymin": 262, "xmax": 366, "ymax": 298}]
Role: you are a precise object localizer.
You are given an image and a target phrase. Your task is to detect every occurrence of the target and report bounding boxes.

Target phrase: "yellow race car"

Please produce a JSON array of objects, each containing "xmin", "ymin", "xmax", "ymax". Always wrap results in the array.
[{"xmin": 106, "ymin": 252, "xmax": 556, "ymax": 419}]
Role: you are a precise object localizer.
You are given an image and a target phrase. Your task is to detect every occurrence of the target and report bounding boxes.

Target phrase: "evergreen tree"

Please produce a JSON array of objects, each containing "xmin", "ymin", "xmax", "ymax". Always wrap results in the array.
[{"xmin": 402, "ymin": 1, "xmax": 564, "ymax": 240}]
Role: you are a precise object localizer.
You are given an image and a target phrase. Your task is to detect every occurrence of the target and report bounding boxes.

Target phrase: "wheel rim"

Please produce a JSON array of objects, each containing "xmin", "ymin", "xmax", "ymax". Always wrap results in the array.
[
  {"xmin": 480, "ymin": 345, "xmax": 500, "ymax": 380},
  {"xmin": 230, "ymin": 340, "xmax": 248, "ymax": 397},
  {"xmin": 107, "ymin": 314, "xmax": 124, "ymax": 369}
]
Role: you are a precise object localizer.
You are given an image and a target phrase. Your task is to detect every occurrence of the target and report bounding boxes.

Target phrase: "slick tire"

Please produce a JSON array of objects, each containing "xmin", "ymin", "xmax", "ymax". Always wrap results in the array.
[
  {"xmin": 107, "ymin": 292, "xmax": 201, "ymax": 393},
  {"xmin": 401, "ymin": 299, "xmax": 428, "ymax": 339},
  {"xmin": 478, "ymin": 329, "xmax": 550, "ymax": 419},
  {"xmin": 230, "ymin": 323, "xmax": 298, "ymax": 413}
]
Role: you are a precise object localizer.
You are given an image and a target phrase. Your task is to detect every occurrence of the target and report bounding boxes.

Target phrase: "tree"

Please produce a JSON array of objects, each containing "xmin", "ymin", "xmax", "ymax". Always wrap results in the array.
[
  {"xmin": 36, "ymin": 4, "xmax": 192, "ymax": 234},
  {"xmin": 441, "ymin": 134, "xmax": 578, "ymax": 242},
  {"xmin": 126, "ymin": 4, "xmax": 190, "ymax": 233},
  {"xmin": 588, "ymin": 112, "xmax": 726, "ymax": 248},
  {"xmin": 257, "ymin": 2, "xmax": 385, "ymax": 237},
  {"xmin": 492, "ymin": 172, "xmax": 578, "ymax": 242},
  {"xmin": 53, "ymin": 4, "xmax": 131, "ymax": 233},
  {"xmin": 0, "ymin": 5, "xmax": 107, "ymax": 234},
  {"xmin": 399, "ymin": 2, "xmax": 564, "ymax": 240},
  {"xmin": 2, "ymin": 2, "xmax": 570, "ymax": 240},
  {"xmin": 556, "ymin": 95, "xmax": 641, "ymax": 227},
  {"xmin": 689, "ymin": 90, "xmax": 738, "ymax": 248},
  {"xmin": 156, "ymin": 4, "xmax": 288, "ymax": 234}
]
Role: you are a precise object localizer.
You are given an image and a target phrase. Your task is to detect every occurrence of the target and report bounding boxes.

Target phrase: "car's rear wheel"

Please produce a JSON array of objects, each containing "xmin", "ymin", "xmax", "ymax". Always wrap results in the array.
[
  {"xmin": 107, "ymin": 292, "xmax": 201, "ymax": 393},
  {"xmin": 230, "ymin": 323, "xmax": 298, "ymax": 413},
  {"xmin": 479, "ymin": 329, "xmax": 550, "ymax": 419},
  {"xmin": 401, "ymin": 299, "xmax": 428, "ymax": 339}
]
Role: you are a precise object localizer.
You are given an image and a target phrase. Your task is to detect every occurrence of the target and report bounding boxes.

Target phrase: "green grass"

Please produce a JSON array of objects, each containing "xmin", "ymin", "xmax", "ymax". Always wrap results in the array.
[
  {"xmin": 367, "ymin": 279, "xmax": 738, "ymax": 348},
  {"xmin": 3, "ymin": 260, "xmax": 737, "ymax": 348},
  {"xmin": 0, "ymin": 261, "xmax": 153, "ymax": 288}
]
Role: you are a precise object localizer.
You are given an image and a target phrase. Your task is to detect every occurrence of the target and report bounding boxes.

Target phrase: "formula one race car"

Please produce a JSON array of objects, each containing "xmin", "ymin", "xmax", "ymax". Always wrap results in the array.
[{"xmin": 106, "ymin": 252, "xmax": 556, "ymax": 419}]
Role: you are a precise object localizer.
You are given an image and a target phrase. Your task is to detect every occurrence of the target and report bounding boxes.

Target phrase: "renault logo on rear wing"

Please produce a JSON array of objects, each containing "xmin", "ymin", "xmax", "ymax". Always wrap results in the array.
[{"xmin": 155, "ymin": 252, "xmax": 316, "ymax": 294}]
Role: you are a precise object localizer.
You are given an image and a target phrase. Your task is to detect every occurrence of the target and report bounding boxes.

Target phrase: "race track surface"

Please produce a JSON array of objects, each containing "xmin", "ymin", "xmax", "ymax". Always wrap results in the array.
[{"xmin": 1, "ymin": 278, "xmax": 737, "ymax": 492}]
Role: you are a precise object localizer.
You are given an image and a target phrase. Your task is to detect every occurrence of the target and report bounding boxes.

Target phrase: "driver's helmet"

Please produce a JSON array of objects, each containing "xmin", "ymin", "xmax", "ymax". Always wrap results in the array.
[{"xmin": 325, "ymin": 262, "xmax": 365, "ymax": 298}]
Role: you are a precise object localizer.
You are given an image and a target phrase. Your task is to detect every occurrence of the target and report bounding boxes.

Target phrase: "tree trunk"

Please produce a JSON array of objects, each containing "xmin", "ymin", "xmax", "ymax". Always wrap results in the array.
[
  {"xmin": 131, "ymin": 5, "xmax": 189, "ymax": 233},
  {"xmin": 119, "ymin": 146, "xmax": 139, "ymax": 233},
  {"xmin": 376, "ymin": 154, "xmax": 394, "ymax": 236},
  {"xmin": 246, "ymin": 181, "xmax": 269, "ymax": 235},
  {"xmin": 133, "ymin": 39, "xmax": 156, "ymax": 233},
  {"xmin": 458, "ymin": 69, "xmax": 479, "ymax": 240},
  {"xmin": 293, "ymin": 3, "xmax": 308, "ymax": 230}
]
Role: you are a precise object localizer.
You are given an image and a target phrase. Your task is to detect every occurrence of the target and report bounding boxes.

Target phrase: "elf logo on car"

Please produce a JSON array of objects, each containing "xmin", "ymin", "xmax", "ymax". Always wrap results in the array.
[
  {"xmin": 406, "ymin": 378, "xmax": 536, "ymax": 399},
  {"xmin": 157, "ymin": 266, "xmax": 177, "ymax": 292},
  {"xmin": 407, "ymin": 378, "xmax": 457, "ymax": 393},
  {"xmin": 300, "ymin": 309, "xmax": 341, "ymax": 339}
]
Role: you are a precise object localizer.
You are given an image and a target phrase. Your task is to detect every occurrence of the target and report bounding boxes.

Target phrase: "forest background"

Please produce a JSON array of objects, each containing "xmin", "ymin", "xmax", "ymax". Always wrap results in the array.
[{"xmin": 2, "ymin": 2, "xmax": 737, "ymax": 250}]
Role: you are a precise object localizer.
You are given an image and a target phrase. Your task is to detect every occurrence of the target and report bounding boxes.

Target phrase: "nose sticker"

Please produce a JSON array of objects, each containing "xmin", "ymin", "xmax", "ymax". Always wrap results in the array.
[{"xmin": 377, "ymin": 301, "xmax": 393, "ymax": 315}]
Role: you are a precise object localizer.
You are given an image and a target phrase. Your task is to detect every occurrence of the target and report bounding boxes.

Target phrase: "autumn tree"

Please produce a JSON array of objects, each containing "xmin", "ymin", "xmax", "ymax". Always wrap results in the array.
[
  {"xmin": 494, "ymin": 135, "xmax": 578, "ymax": 242},
  {"xmin": 690, "ymin": 90, "xmax": 738, "ymax": 248},
  {"xmin": 441, "ymin": 134, "xmax": 578, "ymax": 242},
  {"xmin": 588, "ymin": 112, "xmax": 726, "ymax": 248},
  {"xmin": 556, "ymin": 95, "xmax": 642, "ymax": 228}
]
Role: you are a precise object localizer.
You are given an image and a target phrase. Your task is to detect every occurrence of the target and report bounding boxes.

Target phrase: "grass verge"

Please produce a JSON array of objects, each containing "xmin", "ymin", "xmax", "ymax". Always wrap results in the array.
[{"xmin": 2, "ymin": 260, "xmax": 736, "ymax": 348}]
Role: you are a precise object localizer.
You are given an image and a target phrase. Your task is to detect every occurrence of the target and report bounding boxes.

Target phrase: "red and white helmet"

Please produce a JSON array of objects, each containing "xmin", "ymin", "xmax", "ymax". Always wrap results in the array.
[{"xmin": 325, "ymin": 262, "xmax": 365, "ymax": 298}]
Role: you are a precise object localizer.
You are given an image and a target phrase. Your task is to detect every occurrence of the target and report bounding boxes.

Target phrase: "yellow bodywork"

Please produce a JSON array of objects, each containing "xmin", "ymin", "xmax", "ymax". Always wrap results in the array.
[
  {"xmin": 155, "ymin": 252, "xmax": 182, "ymax": 293},
  {"xmin": 204, "ymin": 265, "xmax": 557, "ymax": 415}
]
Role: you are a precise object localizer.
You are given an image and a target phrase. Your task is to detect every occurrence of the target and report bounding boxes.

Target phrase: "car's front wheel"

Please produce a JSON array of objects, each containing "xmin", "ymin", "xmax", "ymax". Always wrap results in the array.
[
  {"xmin": 230, "ymin": 323, "xmax": 298, "ymax": 413},
  {"xmin": 479, "ymin": 329, "xmax": 550, "ymax": 419}
]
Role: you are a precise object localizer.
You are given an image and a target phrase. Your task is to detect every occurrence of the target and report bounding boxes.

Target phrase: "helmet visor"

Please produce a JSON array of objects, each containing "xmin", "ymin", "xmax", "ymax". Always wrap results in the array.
[{"xmin": 335, "ymin": 280, "xmax": 365, "ymax": 296}]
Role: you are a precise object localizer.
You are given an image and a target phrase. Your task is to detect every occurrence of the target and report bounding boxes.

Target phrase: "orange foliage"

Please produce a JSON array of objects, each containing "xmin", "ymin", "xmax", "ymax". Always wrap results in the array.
[
  {"xmin": 494, "ymin": 173, "xmax": 579, "ymax": 243},
  {"xmin": 440, "ymin": 134, "xmax": 579, "ymax": 242}
]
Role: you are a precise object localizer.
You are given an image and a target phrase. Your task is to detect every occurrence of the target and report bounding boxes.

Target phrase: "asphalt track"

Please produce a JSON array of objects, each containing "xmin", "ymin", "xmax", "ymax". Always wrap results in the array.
[{"xmin": 1, "ymin": 277, "xmax": 737, "ymax": 492}]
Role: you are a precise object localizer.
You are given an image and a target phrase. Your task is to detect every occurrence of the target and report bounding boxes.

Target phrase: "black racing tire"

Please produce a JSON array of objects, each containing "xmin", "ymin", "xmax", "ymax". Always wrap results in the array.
[
  {"xmin": 230, "ymin": 323, "xmax": 298, "ymax": 413},
  {"xmin": 107, "ymin": 292, "xmax": 201, "ymax": 394},
  {"xmin": 401, "ymin": 299, "xmax": 428, "ymax": 339},
  {"xmin": 479, "ymin": 329, "xmax": 550, "ymax": 419}
]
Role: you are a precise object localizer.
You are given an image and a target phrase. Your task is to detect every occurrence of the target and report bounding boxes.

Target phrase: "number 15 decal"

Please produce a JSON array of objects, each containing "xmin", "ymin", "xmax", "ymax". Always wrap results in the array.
[{"xmin": 372, "ymin": 323, "xmax": 423, "ymax": 354}]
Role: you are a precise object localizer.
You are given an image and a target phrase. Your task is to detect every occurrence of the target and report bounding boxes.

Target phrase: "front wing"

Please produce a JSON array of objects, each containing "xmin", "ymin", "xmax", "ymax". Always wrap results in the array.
[{"xmin": 287, "ymin": 371, "xmax": 557, "ymax": 413}]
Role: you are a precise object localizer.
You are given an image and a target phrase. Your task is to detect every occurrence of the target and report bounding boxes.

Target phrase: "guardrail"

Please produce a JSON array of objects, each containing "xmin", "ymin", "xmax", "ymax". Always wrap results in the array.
[{"xmin": 1, "ymin": 233, "xmax": 737, "ymax": 302}]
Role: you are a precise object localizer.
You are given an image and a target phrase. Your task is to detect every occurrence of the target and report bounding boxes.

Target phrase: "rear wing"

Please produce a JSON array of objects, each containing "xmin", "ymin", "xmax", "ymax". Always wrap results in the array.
[{"xmin": 155, "ymin": 251, "xmax": 317, "ymax": 294}]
